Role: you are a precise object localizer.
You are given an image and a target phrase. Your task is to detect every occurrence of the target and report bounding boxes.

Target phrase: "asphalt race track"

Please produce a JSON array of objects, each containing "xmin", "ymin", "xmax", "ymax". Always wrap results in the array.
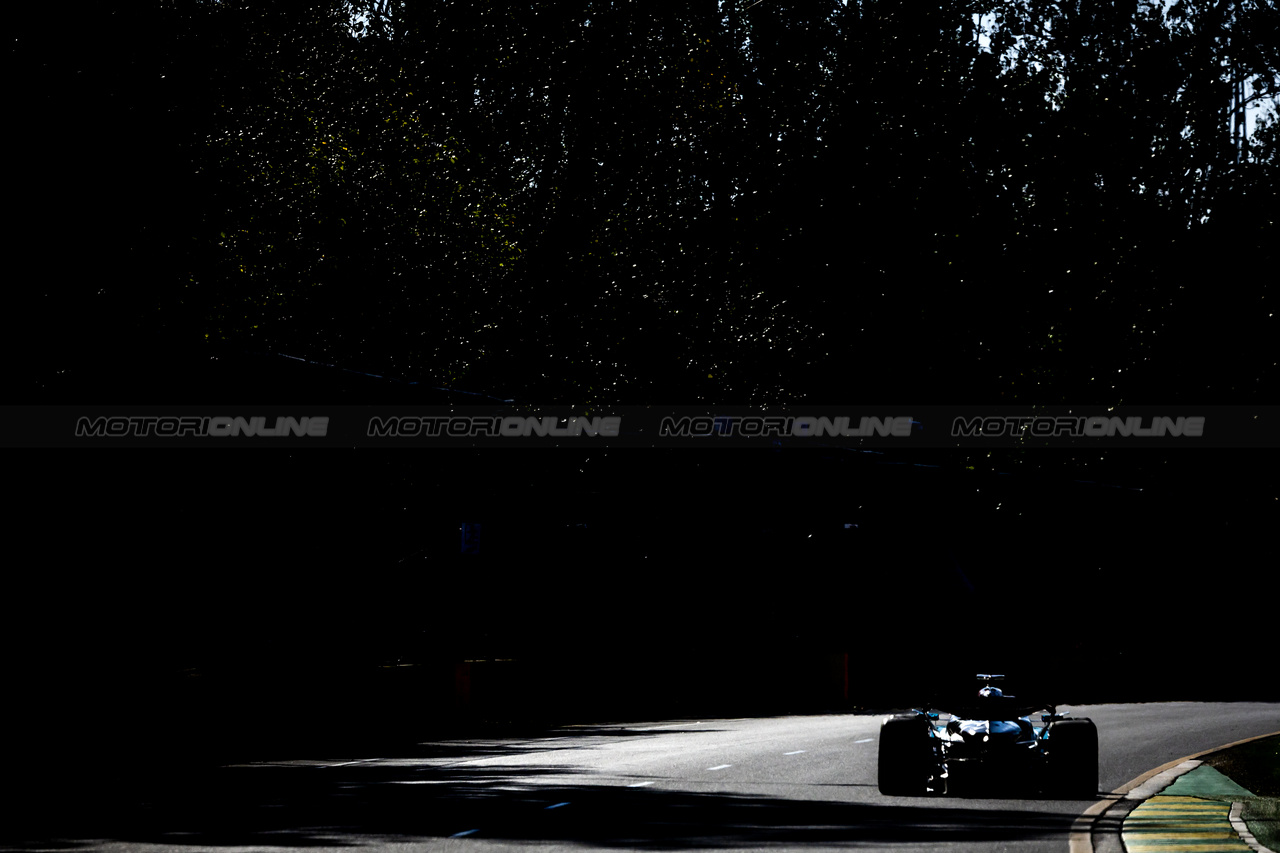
[{"xmin": 9, "ymin": 702, "xmax": 1278, "ymax": 853}]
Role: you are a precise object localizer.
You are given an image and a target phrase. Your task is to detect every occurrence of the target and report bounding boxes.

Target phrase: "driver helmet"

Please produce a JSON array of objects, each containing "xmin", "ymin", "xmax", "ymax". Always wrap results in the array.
[{"xmin": 979, "ymin": 686, "xmax": 1003, "ymax": 698}]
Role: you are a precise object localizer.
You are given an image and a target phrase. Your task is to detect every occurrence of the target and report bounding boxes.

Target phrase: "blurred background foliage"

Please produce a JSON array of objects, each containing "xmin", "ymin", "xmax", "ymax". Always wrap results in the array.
[{"xmin": 13, "ymin": 0, "xmax": 1278, "ymax": 405}]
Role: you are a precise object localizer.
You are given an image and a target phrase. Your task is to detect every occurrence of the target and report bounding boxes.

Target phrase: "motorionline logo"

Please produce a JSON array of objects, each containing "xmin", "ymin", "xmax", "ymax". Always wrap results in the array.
[
  {"xmin": 366, "ymin": 415, "xmax": 621, "ymax": 437},
  {"xmin": 75, "ymin": 416, "xmax": 330, "ymax": 437},
  {"xmin": 660, "ymin": 415, "xmax": 915, "ymax": 438},
  {"xmin": 951, "ymin": 415, "xmax": 1205, "ymax": 438}
]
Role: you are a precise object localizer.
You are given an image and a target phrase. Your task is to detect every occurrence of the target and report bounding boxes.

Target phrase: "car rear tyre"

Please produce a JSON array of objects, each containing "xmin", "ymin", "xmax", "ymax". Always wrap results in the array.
[
  {"xmin": 1046, "ymin": 717, "xmax": 1098, "ymax": 798},
  {"xmin": 877, "ymin": 714, "xmax": 933, "ymax": 796}
]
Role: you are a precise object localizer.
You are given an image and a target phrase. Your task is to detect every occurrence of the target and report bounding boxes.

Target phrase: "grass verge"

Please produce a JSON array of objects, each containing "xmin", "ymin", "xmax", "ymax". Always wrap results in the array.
[{"xmin": 1202, "ymin": 733, "xmax": 1279, "ymax": 851}]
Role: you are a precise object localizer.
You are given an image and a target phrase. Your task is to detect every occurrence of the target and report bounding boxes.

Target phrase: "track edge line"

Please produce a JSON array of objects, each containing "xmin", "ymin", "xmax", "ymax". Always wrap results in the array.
[{"xmin": 1068, "ymin": 727, "xmax": 1280, "ymax": 853}]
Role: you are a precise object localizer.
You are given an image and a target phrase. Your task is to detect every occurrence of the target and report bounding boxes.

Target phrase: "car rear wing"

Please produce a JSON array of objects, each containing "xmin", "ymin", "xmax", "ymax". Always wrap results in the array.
[{"xmin": 930, "ymin": 698, "xmax": 1058, "ymax": 719}]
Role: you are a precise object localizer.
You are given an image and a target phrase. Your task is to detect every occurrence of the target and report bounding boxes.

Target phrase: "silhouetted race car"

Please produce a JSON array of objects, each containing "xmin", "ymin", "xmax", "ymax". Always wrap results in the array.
[{"xmin": 877, "ymin": 674, "xmax": 1098, "ymax": 797}]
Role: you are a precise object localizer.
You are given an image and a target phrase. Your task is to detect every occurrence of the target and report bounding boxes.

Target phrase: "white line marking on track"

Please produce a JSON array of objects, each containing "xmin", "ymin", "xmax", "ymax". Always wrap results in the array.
[
  {"xmin": 854, "ymin": 738, "xmax": 874, "ymax": 743},
  {"xmin": 784, "ymin": 750, "xmax": 806, "ymax": 755},
  {"xmin": 627, "ymin": 781, "xmax": 655, "ymax": 787},
  {"xmin": 707, "ymin": 764, "xmax": 732, "ymax": 771}
]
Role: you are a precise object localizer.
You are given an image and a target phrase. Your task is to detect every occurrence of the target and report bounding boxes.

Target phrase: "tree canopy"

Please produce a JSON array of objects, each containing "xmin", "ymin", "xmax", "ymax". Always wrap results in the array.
[{"xmin": 16, "ymin": 0, "xmax": 1278, "ymax": 404}]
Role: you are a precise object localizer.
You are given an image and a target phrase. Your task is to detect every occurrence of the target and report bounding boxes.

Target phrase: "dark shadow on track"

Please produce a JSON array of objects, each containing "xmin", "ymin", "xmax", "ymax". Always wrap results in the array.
[{"xmin": 11, "ymin": 753, "xmax": 1083, "ymax": 851}]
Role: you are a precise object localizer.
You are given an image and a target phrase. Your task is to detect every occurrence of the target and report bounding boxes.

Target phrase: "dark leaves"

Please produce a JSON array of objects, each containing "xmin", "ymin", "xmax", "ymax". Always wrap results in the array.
[{"xmin": 20, "ymin": 0, "xmax": 1277, "ymax": 405}]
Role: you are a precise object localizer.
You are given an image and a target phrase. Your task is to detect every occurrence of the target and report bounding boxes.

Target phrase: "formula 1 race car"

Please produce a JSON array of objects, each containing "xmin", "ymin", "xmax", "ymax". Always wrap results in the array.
[{"xmin": 877, "ymin": 674, "xmax": 1098, "ymax": 798}]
